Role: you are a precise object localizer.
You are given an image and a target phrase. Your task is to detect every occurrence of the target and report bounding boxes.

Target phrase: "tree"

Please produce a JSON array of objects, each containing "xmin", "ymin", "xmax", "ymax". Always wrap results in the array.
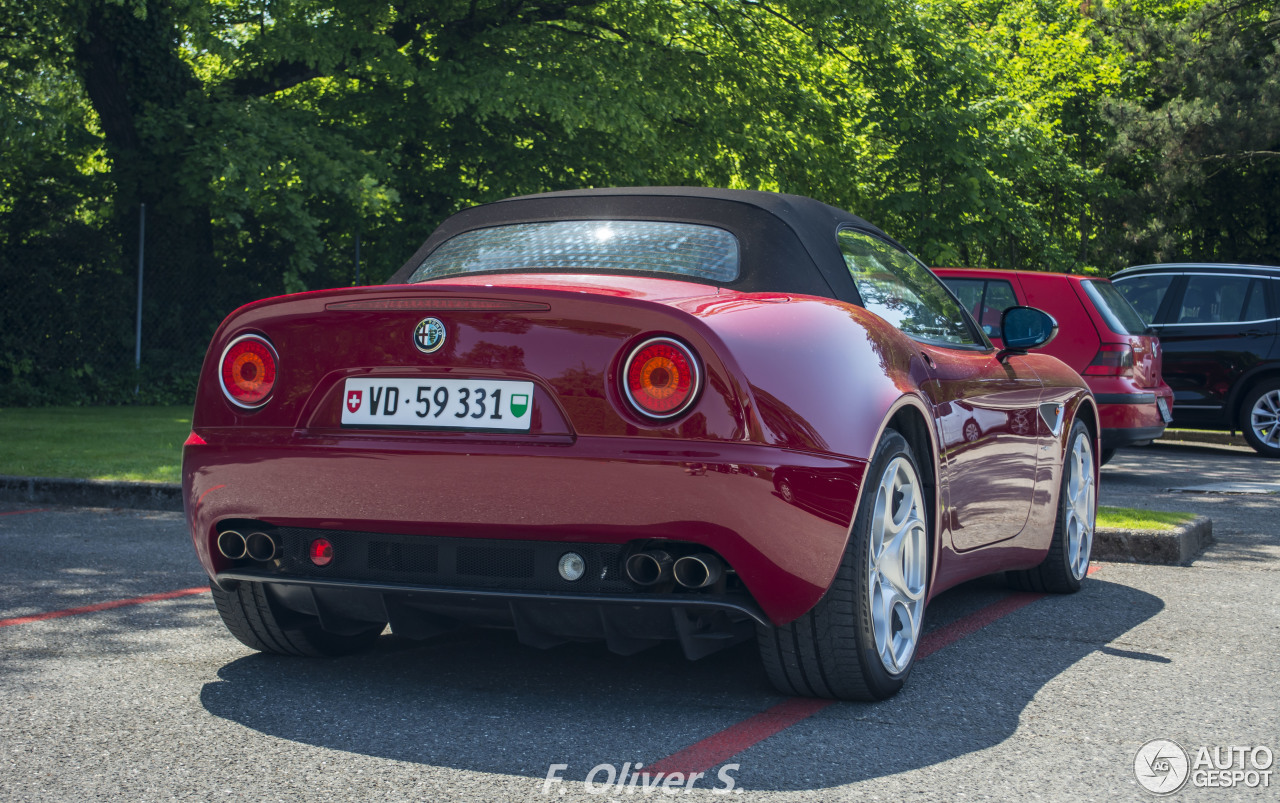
[{"xmin": 1100, "ymin": 0, "xmax": 1280, "ymax": 265}]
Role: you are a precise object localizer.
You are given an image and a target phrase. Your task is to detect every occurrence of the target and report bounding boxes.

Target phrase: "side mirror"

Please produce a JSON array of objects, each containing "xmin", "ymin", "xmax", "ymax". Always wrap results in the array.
[{"xmin": 998, "ymin": 306, "xmax": 1058, "ymax": 358}]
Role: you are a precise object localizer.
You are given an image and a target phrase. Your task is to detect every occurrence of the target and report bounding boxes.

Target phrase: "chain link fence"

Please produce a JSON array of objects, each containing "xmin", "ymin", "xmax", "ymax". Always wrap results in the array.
[{"xmin": 0, "ymin": 206, "xmax": 286, "ymax": 407}]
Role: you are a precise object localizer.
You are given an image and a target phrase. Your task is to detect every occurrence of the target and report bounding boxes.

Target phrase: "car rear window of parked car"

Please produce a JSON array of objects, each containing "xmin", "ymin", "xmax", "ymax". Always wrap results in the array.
[
  {"xmin": 1080, "ymin": 280, "xmax": 1149, "ymax": 335},
  {"xmin": 410, "ymin": 220, "xmax": 741, "ymax": 282},
  {"xmin": 1176, "ymin": 275, "xmax": 1268, "ymax": 323}
]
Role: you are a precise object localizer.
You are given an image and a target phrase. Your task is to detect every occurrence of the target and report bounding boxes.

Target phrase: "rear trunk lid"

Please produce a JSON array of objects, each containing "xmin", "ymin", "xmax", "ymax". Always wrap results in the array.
[{"xmin": 192, "ymin": 276, "xmax": 752, "ymax": 443}]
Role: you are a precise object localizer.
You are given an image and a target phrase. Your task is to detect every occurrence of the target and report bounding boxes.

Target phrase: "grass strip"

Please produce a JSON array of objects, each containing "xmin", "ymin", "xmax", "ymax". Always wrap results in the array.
[
  {"xmin": 0, "ymin": 406, "xmax": 191, "ymax": 483},
  {"xmin": 1097, "ymin": 505, "xmax": 1196, "ymax": 531}
]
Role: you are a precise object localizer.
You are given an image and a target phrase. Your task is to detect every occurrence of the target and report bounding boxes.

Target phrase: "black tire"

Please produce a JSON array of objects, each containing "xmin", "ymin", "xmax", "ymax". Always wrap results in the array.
[
  {"xmin": 1240, "ymin": 379, "xmax": 1280, "ymax": 458},
  {"xmin": 757, "ymin": 429, "xmax": 929, "ymax": 701},
  {"xmin": 1008, "ymin": 418, "xmax": 1096, "ymax": 594},
  {"xmin": 210, "ymin": 581, "xmax": 384, "ymax": 657},
  {"xmin": 1099, "ymin": 448, "xmax": 1117, "ymax": 466}
]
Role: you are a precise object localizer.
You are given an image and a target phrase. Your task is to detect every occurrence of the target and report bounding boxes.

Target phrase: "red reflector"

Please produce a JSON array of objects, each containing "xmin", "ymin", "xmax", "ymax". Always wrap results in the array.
[
  {"xmin": 183, "ymin": 432, "xmax": 207, "ymax": 446},
  {"xmin": 325, "ymin": 298, "xmax": 551, "ymax": 311},
  {"xmin": 309, "ymin": 538, "xmax": 334, "ymax": 567},
  {"xmin": 1083, "ymin": 344, "xmax": 1134, "ymax": 377},
  {"xmin": 219, "ymin": 335, "xmax": 277, "ymax": 408},
  {"xmin": 624, "ymin": 337, "xmax": 700, "ymax": 418}
]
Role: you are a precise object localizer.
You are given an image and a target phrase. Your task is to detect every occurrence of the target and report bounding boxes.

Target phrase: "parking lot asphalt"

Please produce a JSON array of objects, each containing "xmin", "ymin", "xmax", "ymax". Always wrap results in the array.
[{"xmin": 0, "ymin": 441, "xmax": 1276, "ymax": 802}]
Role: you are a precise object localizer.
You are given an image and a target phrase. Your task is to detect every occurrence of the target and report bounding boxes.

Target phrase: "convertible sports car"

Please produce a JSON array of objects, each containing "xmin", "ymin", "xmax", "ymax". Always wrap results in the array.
[{"xmin": 183, "ymin": 188, "xmax": 1098, "ymax": 701}]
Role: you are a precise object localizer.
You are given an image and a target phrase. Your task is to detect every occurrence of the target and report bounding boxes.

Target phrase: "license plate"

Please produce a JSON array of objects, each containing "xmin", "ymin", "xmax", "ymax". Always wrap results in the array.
[
  {"xmin": 341, "ymin": 378, "xmax": 535, "ymax": 431},
  {"xmin": 1157, "ymin": 396, "xmax": 1173, "ymax": 423}
]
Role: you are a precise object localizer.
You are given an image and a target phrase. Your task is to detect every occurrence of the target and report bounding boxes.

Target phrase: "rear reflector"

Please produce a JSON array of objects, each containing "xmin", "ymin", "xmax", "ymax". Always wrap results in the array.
[
  {"xmin": 326, "ymin": 298, "xmax": 550, "ymax": 311},
  {"xmin": 219, "ymin": 335, "xmax": 278, "ymax": 408},
  {"xmin": 1084, "ymin": 344, "xmax": 1134, "ymax": 377},
  {"xmin": 623, "ymin": 337, "xmax": 701, "ymax": 419}
]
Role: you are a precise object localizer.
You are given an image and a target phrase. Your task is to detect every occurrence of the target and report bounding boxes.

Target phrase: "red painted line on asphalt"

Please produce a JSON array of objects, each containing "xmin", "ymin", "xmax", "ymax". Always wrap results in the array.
[
  {"xmin": 0, "ymin": 508, "xmax": 49, "ymax": 516},
  {"xmin": 0, "ymin": 587, "xmax": 210, "ymax": 628},
  {"xmin": 643, "ymin": 697, "xmax": 833, "ymax": 776},
  {"xmin": 914, "ymin": 590, "xmax": 1045, "ymax": 659},
  {"xmin": 646, "ymin": 564, "xmax": 1106, "ymax": 776}
]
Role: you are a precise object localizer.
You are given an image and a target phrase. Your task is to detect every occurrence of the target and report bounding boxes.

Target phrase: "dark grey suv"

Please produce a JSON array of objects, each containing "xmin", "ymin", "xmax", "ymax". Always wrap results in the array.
[{"xmin": 1111, "ymin": 263, "xmax": 1280, "ymax": 457}]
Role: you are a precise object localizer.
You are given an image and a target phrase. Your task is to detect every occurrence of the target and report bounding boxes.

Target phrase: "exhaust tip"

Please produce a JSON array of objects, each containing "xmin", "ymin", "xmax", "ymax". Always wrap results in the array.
[
  {"xmin": 674, "ymin": 553, "xmax": 723, "ymax": 589},
  {"xmin": 245, "ymin": 531, "xmax": 278, "ymax": 562},
  {"xmin": 624, "ymin": 550, "xmax": 673, "ymax": 586},
  {"xmin": 216, "ymin": 530, "xmax": 247, "ymax": 560}
]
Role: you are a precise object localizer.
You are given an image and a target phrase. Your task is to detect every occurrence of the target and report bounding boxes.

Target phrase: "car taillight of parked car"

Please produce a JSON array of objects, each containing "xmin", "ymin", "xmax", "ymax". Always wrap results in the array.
[{"xmin": 1083, "ymin": 344, "xmax": 1134, "ymax": 377}]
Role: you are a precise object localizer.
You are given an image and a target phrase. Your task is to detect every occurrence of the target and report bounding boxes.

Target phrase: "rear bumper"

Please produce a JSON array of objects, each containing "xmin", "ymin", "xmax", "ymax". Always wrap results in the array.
[
  {"xmin": 1095, "ymin": 386, "xmax": 1175, "ymax": 448},
  {"xmin": 184, "ymin": 432, "xmax": 866, "ymax": 625},
  {"xmin": 1099, "ymin": 424, "xmax": 1167, "ymax": 450},
  {"xmin": 216, "ymin": 572, "xmax": 763, "ymax": 659}
]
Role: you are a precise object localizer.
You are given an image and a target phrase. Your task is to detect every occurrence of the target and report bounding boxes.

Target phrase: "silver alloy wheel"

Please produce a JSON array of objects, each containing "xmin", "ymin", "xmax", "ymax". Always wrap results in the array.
[
  {"xmin": 1250, "ymin": 388, "xmax": 1280, "ymax": 449},
  {"xmin": 867, "ymin": 455, "xmax": 928, "ymax": 674},
  {"xmin": 1065, "ymin": 433, "xmax": 1096, "ymax": 581}
]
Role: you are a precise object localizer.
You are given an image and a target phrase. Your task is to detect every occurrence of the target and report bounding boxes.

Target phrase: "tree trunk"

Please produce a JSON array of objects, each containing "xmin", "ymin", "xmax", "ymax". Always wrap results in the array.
[{"xmin": 73, "ymin": 1, "xmax": 220, "ymax": 364}]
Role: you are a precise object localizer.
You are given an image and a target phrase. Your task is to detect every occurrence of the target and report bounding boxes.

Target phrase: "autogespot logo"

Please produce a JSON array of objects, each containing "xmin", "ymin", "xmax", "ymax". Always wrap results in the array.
[
  {"xmin": 1135, "ymin": 739, "xmax": 1275, "ymax": 795},
  {"xmin": 1135, "ymin": 739, "xmax": 1190, "ymax": 795}
]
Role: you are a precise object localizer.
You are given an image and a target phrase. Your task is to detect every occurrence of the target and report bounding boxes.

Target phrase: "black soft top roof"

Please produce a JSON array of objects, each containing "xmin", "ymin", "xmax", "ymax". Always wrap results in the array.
[{"xmin": 388, "ymin": 187, "xmax": 904, "ymax": 302}]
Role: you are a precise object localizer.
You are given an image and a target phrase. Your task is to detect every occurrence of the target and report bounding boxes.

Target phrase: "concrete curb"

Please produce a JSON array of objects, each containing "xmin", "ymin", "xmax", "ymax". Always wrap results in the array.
[
  {"xmin": 1157, "ymin": 429, "xmax": 1247, "ymax": 447},
  {"xmin": 0, "ymin": 475, "xmax": 183, "ymax": 512},
  {"xmin": 1093, "ymin": 515, "xmax": 1213, "ymax": 565}
]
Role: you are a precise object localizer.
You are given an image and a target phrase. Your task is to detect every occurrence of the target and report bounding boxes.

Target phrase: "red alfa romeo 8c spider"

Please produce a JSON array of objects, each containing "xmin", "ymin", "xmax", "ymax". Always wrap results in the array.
[{"xmin": 184, "ymin": 188, "xmax": 1098, "ymax": 700}]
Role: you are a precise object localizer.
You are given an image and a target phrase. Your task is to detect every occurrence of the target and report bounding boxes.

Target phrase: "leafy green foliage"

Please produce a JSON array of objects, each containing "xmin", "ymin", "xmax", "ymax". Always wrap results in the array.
[
  {"xmin": 1, "ymin": 0, "xmax": 1276, "ymax": 405},
  {"xmin": 1100, "ymin": 0, "xmax": 1280, "ymax": 265}
]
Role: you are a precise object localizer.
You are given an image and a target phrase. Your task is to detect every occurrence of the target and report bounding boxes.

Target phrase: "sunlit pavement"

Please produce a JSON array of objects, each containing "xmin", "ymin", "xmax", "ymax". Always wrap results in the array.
[{"xmin": 0, "ymin": 441, "xmax": 1275, "ymax": 801}]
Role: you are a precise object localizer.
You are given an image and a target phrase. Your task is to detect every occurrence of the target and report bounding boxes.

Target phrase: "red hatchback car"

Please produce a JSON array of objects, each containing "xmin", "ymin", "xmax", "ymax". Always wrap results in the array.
[{"xmin": 934, "ymin": 268, "xmax": 1174, "ymax": 463}]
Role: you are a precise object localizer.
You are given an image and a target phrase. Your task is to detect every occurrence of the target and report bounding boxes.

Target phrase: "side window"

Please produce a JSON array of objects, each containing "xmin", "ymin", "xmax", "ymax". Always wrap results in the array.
[
  {"xmin": 939, "ymin": 277, "xmax": 1019, "ymax": 339},
  {"xmin": 1243, "ymin": 279, "xmax": 1268, "ymax": 321},
  {"xmin": 837, "ymin": 229, "xmax": 979, "ymax": 347},
  {"xmin": 944, "ymin": 278, "xmax": 985, "ymax": 313},
  {"xmin": 1114, "ymin": 274, "xmax": 1174, "ymax": 324},
  {"xmin": 981, "ymin": 281, "xmax": 1019, "ymax": 337},
  {"xmin": 1177, "ymin": 275, "xmax": 1254, "ymax": 323}
]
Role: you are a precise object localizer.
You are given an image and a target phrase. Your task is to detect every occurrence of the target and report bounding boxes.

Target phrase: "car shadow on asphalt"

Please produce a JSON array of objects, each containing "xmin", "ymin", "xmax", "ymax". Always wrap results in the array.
[{"xmin": 199, "ymin": 575, "xmax": 1163, "ymax": 792}]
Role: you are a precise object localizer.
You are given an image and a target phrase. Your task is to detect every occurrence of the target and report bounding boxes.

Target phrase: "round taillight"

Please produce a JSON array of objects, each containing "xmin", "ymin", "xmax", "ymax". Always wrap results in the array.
[
  {"xmin": 623, "ymin": 337, "xmax": 701, "ymax": 419},
  {"xmin": 309, "ymin": 538, "xmax": 334, "ymax": 567},
  {"xmin": 219, "ymin": 335, "xmax": 277, "ymax": 409}
]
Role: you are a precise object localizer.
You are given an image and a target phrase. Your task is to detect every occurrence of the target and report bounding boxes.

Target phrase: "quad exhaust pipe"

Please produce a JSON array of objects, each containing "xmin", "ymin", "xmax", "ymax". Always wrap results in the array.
[
  {"xmin": 624, "ymin": 550, "xmax": 673, "ymax": 586},
  {"xmin": 625, "ymin": 549, "xmax": 726, "ymax": 590},
  {"xmin": 245, "ymin": 531, "xmax": 278, "ymax": 561},
  {"xmin": 217, "ymin": 530, "xmax": 277, "ymax": 562},
  {"xmin": 673, "ymin": 553, "xmax": 724, "ymax": 589},
  {"xmin": 216, "ymin": 530, "xmax": 247, "ymax": 560}
]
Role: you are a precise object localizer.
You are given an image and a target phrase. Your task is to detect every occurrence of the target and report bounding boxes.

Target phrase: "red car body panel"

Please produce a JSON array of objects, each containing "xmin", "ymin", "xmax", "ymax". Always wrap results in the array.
[
  {"xmin": 184, "ymin": 190, "xmax": 1099, "ymax": 670},
  {"xmin": 935, "ymin": 267, "xmax": 1173, "ymax": 450},
  {"xmin": 184, "ymin": 275, "xmax": 1093, "ymax": 625}
]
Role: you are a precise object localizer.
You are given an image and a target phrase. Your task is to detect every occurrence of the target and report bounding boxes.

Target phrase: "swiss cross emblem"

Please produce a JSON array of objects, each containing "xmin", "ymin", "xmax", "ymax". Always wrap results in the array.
[{"xmin": 346, "ymin": 390, "xmax": 362, "ymax": 413}]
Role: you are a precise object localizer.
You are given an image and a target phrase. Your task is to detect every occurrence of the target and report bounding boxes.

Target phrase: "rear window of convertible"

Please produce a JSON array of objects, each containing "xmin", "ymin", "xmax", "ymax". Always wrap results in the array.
[{"xmin": 409, "ymin": 220, "xmax": 741, "ymax": 283}]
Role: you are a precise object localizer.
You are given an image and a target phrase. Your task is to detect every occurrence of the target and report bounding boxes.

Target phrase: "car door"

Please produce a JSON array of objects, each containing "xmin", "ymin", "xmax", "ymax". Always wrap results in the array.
[
  {"xmin": 1148, "ymin": 272, "xmax": 1278, "ymax": 418},
  {"xmin": 837, "ymin": 231, "xmax": 1043, "ymax": 550}
]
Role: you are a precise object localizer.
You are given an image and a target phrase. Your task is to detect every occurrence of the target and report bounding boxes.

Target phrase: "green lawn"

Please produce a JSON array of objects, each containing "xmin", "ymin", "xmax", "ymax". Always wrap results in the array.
[
  {"xmin": 1097, "ymin": 505, "xmax": 1196, "ymax": 531},
  {"xmin": 0, "ymin": 406, "xmax": 191, "ymax": 483}
]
